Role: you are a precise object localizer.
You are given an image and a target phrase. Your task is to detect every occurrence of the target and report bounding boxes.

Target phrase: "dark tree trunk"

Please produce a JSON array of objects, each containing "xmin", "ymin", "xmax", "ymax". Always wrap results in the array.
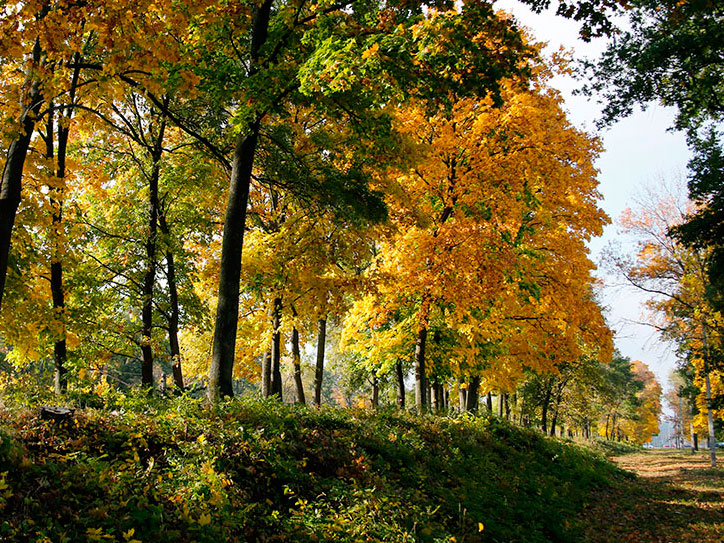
[
  {"xmin": 485, "ymin": 391, "xmax": 492, "ymax": 412},
  {"xmin": 497, "ymin": 393, "xmax": 503, "ymax": 417},
  {"xmin": 693, "ymin": 433, "xmax": 699, "ymax": 451},
  {"xmin": 433, "ymin": 382, "xmax": 443, "ymax": 412},
  {"xmin": 541, "ymin": 379, "xmax": 553, "ymax": 434},
  {"xmin": 158, "ymin": 210, "xmax": 183, "ymax": 390},
  {"xmin": 140, "ymin": 113, "xmax": 166, "ymax": 388},
  {"xmin": 504, "ymin": 393, "xmax": 510, "ymax": 420},
  {"xmin": 395, "ymin": 360, "xmax": 405, "ymax": 409},
  {"xmin": 549, "ymin": 410, "xmax": 558, "ymax": 437},
  {"xmin": 208, "ymin": 0, "xmax": 273, "ymax": 403},
  {"xmin": 261, "ymin": 350, "xmax": 271, "ymax": 398},
  {"xmin": 42, "ymin": 106, "xmax": 67, "ymax": 395},
  {"xmin": 414, "ymin": 326, "xmax": 427, "ymax": 411},
  {"xmin": 51, "ymin": 119, "xmax": 69, "ymax": 395},
  {"xmin": 271, "ymin": 296, "xmax": 283, "ymax": 399},
  {"xmin": 0, "ymin": 40, "xmax": 43, "ymax": 312},
  {"xmin": 48, "ymin": 55, "xmax": 81, "ymax": 395},
  {"xmin": 466, "ymin": 377, "xmax": 480, "ymax": 412},
  {"xmin": 291, "ymin": 325, "xmax": 305, "ymax": 405},
  {"xmin": 371, "ymin": 375, "xmax": 379, "ymax": 408},
  {"xmin": 314, "ymin": 317, "xmax": 326, "ymax": 407},
  {"xmin": 140, "ymin": 147, "xmax": 163, "ymax": 389}
]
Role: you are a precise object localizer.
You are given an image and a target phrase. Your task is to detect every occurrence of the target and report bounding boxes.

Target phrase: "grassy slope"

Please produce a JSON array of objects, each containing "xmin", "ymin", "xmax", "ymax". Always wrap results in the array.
[{"xmin": 0, "ymin": 396, "xmax": 628, "ymax": 543}]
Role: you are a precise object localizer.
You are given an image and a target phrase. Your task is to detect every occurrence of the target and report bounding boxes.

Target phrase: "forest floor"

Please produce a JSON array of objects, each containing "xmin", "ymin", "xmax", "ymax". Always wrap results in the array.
[{"xmin": 583, "ymin": 450, "xmax": 724, "ymax": 543}]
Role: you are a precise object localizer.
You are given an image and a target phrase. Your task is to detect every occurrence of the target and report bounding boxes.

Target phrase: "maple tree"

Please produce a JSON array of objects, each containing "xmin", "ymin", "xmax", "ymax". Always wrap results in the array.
[{"xmin": 343, "ymin": 52, "xmax": 612, "ymax": 411}]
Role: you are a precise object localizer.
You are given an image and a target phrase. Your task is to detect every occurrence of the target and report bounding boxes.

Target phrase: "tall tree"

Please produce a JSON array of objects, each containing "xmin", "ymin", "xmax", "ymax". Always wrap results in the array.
[{"xmin": 201, "ymin": 0, "xmax": 536, "ymax": 401}]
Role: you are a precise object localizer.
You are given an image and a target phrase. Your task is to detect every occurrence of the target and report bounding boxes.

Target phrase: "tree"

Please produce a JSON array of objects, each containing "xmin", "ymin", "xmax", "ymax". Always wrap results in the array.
[
  {"xmin": 588, "ymin": 0, "xmax": 724, "ymax": 314},
  {"xmin": 670, "ymin": 127, "xmax": 724, "ymax": 312},
  {"xmin": 343, "ymin": 53, "xmax": 612, "ymax": 411},
  {"xmin": 588, "ymin": 0, "xmax": 724, "ymax": 132},
  {"xmin": 201, "ymin": 0, "xmax": 536, "ymax": 402},
  {"xmin": 609, "ymin": 180, "xmax": 722, "ymax": 464}
]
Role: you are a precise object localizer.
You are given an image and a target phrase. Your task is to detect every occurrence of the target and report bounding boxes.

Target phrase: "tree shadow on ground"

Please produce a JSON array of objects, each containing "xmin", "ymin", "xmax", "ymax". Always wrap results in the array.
[{"xmin": 582, "ymin": 451, "xmax": 724, "ymax": 543}]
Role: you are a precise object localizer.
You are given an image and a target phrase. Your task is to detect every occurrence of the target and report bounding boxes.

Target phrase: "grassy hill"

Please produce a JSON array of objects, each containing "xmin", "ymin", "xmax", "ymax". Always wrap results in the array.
[{"xmin": 0, "ymin": 394, "xmax": 630, "ymax": 543}]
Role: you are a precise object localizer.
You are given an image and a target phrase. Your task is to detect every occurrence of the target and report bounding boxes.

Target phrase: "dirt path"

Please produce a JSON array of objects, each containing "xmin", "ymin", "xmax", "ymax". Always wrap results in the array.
[{"xmin": 583, "ymin": 450, "xmax": 724, "ymax": 543}]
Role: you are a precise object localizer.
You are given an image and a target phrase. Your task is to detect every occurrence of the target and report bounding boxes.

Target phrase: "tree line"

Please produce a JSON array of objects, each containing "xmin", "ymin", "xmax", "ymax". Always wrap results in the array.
[{"xmin": 0, "ymin": 0, "xmax": 665, "ymax": 443}]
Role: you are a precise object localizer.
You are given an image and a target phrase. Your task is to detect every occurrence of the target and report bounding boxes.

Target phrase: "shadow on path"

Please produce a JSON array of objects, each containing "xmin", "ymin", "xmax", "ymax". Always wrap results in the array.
[{"xmin": 583, "ymin": 451, "xmax": 724, "ymax": 543}]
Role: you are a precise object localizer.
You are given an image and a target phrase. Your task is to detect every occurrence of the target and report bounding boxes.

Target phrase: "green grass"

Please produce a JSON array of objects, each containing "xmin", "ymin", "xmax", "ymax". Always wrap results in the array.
[{"xmin": 0, "ymin": 394, "xmax": 628, "ymax": 543}]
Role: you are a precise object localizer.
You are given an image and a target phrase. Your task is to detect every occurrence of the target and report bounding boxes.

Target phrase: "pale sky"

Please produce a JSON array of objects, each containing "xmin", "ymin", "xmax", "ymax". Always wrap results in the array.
[{"xmin": 495, "ymin": 1, "xmax": 692, "ymax": 397}]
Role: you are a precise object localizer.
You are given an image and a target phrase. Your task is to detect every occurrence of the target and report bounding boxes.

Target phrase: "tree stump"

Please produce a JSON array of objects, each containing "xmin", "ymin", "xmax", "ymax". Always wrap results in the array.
[{"xmin": 40, "ymin": 406, "xmax": 75, "ymax": 424}]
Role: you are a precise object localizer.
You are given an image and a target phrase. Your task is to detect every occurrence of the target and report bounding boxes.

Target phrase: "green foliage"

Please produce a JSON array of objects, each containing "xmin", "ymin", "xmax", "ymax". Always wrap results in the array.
[
  {"xmin": 587, "ymin": 0, "xmax": 724, "ymax": 131},
  {"xmin": 670, "ymin": 127, "xmax": 724, "ymax": 311},
  {"xmin": 0, "ymin": 395, "xmax": 625, "ymax": 543}
]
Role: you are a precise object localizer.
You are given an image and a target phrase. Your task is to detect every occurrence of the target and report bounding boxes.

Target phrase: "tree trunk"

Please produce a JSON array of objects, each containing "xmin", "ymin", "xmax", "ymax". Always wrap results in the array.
[
  {"xmin": 0, "ymin": 39, "xmax": 43, "ymax": 312},
  {"xmin": 395, "ymin": 360, "xmax": 405, "ymax": 409},
  {"xmin": 466, "ymin": 377, "xmax": 480, "ymax": 412},
  {"xmin": 314, "ymin": 317, "xmax": 326, "ymax": 407},
  {"xmin": 497, "ymin": 393, "xmax": 503, "ymax": 417},
  {"xmin": 485, "ymin": 391, "xmax": 492, "ymax": 413},
  {"xmin": 291, "ymin": 325, "xmax": 305, "ymax": 405},
  {"xmin": 549, "ymin": 409, "xmax": 558, "ymax": 437},
  {"xmin": 702, "ymin": 327, "xmax": 717, "ymax": 466},
  {"xmin": 414, "ymin": 326, "xmax": 427, "ymax": 411},
  {"xmin": 140, "ymin": 139, "xmax": 164, "ymax": 389},
  {"xmin": 207, "ymin": 0, "xmax": 274, "ymax": 403},
  {"xmin": 49, "ymin": 54, "xmax": 83, "ymax": 395},
  {"xmin": 271, "ymin": 296, "xmax": 283, "ymax": 399},
  {"xmin": 541, "ymin": 388, "xmax": 552, "ymax": 435},
  {"xmin": 458, "ymin": 381, "xmax": 467, "ymax": 413},
  {"xmin": 433, "ymin": 382, "xmax": 443, "ymax": 412},
  {"xmin": 261, "ymin": 350, "xmax": 271, "ymax": 398},
  {"xmin": 158, "ymin": 210, "xmax": 183, "ymax": 390},
  {"xmin": 43, "ymin": 106, "xmax": 67, "ymax": 395},
  {"xmin": 371, "ymin": 375, "xmax": 379, "ymax": 408},
  {"xmin": 504, "ymin": 393, "xmax": 510, "ymax": 420}
]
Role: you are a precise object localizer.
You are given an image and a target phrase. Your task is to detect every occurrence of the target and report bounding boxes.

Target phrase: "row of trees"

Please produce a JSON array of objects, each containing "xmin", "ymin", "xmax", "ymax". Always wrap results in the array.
[{"xmin": 0, "ymin": 1, "xmax": 662, "ymax": 442}]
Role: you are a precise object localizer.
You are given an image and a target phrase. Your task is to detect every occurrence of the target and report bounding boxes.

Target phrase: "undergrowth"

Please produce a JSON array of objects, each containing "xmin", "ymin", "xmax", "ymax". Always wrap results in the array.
[{"xmin": 0, "ymin": 392, "xmax": 627, "ymax": 543}]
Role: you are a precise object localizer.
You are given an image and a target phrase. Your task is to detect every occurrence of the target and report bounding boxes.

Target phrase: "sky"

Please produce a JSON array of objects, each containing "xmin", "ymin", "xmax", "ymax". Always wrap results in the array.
[{"xmin": 494, "ymin": 1, "xmax": 692, "ymax": 400}]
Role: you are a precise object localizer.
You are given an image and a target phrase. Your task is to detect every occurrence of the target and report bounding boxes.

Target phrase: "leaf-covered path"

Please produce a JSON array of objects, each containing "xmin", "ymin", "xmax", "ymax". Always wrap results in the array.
[{"xmin": 583, "ymin": 450, "xmax": 724, "ymax": 542}]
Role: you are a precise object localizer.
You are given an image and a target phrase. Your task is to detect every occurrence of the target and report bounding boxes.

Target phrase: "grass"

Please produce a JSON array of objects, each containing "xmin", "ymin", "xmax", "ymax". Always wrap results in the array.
[{"xmin": 0, "ymin": 393, "xmax": 630, "ymax": 543}]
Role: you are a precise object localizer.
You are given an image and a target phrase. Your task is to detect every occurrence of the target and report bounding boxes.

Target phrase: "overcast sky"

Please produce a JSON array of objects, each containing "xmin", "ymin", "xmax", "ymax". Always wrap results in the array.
[{"xmin": 494, "ymin": 1, "xmax": 692, "ymax": 398}]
